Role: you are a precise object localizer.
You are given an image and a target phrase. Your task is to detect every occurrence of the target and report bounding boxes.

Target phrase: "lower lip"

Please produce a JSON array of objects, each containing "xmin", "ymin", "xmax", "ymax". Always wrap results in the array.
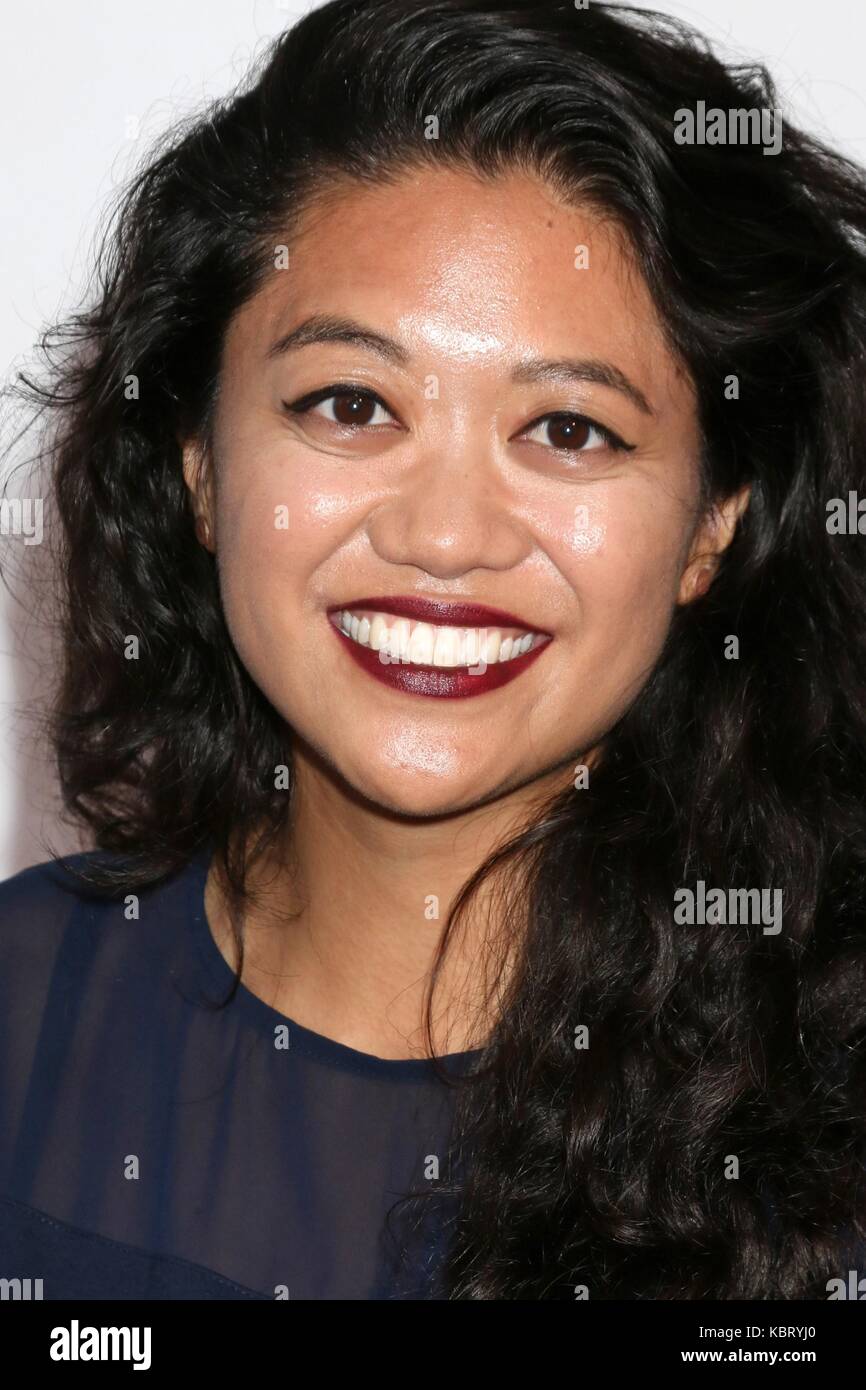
[{"xmin": 329, "ymin": 620, "xmax": 551, "ymax": 698}]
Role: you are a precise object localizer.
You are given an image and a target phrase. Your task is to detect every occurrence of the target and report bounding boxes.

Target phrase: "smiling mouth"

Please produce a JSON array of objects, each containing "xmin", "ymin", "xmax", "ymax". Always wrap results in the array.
[
  {"xmin": 326, "ymin": 600, "xmax": 552, "ymax": 699},
  {"xmin": 328, "ymin": 607, "xmax": 548, "ymax": 668}
]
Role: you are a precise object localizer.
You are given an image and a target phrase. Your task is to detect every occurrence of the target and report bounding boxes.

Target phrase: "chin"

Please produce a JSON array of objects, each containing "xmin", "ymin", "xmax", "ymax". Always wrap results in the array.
[
  {"xmin": 346, "ymin": 763, "xmax": 488, "ymax": 821},
  {"xmin": 371, "ymin": 779, "xmax": 479, "ymax": 820}
]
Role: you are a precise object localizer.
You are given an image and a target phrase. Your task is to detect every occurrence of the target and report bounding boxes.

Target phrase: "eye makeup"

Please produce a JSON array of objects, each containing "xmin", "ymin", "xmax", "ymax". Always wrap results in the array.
[{"xmin": 281, "ymin": 382, "xmax": 638, "ymax": 455}]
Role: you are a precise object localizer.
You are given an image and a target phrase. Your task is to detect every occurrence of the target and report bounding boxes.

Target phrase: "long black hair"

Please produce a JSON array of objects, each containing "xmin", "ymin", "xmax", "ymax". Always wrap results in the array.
[{"xmin": 7, "ymin": 0, "xmax": 866, "ymax": 1297}]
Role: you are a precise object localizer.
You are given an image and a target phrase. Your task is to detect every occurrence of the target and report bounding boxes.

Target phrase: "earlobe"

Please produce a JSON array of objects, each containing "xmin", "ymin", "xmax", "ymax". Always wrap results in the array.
[
  {"xmin": 698, "ymin": 484, "xmax": 752, "ymax": 562},
  {"xmin": 678, "ymin": 557, "xmax": 716, "ymax": 605},
  {"xmin": 677, "ymin": 483, "xmax": 751, "ymax": 606}
]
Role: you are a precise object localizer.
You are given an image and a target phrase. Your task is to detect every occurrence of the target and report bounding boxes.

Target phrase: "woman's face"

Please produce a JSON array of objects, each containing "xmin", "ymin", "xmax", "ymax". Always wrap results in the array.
[{"xmin": 185, "ymin": 165, "xmax": 741, "ymax": 818}]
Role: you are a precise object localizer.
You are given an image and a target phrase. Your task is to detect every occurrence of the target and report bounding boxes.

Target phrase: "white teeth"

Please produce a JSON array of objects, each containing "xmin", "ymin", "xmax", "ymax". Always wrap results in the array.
[
  {"xmin": 482, "ymin": 629, "xmax": 501, "ymax": 664},
  {"xmin": 394, "ymin": 617, "xmax": 411, "ymax": 661},
  {"xmin": 369, "ymin": 613, "xmax": 387, "ymax": 651},
  {"xmin": 333, "ymin": 609, "xmax": 546, "ymax": 668},
  {"xmin": 408, "ymin": 621, "xmax": 434, "ymax": 665},
  {"xmin": 433, "ymin": 626, "xmax": 461, "ymax": 667},
  {"xmin": 463, "ymin": 628, "xmax": 480, "ymax": 666}
]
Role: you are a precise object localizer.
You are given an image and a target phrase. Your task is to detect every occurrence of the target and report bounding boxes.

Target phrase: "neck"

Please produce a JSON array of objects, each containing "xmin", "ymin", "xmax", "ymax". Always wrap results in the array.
[{"xmin": 205, "ymin": 740, "xmax": 576, "ymax": 1060}]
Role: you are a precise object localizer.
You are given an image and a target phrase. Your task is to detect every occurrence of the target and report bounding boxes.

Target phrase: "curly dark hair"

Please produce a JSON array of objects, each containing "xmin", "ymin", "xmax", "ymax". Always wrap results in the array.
[{"xmin": 6, "ymin": 0, "xmax": 866, "ymax": 1298}]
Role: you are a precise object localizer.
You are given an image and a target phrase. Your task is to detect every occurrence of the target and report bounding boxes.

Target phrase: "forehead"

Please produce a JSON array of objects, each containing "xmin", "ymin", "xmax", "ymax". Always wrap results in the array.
[{"xmin": 226, "ymin": 165, "xmax": 690, "ymax": 407}]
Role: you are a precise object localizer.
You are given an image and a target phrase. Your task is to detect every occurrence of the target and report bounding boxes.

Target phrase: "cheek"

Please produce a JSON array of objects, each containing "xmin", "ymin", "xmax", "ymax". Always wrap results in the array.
[
  {"xmin": 536, "ymin": 482, "xmax": 691, "ymax": 677},
  {"xmin": 213, "ymin": 441, "xmax": 366, "ymax": 617},
  {"xmin": 210, "ymin": 443, "xmax": 361, "ymax": 706}
]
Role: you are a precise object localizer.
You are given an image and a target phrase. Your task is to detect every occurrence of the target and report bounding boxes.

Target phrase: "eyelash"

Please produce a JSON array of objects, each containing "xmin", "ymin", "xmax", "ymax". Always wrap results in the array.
[{"xmin": 282, "ymin": 383, "xmax": 636, "ymax": 454}]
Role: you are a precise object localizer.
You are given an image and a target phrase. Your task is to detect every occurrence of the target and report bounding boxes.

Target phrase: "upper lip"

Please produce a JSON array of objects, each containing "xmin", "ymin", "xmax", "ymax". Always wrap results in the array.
[{"xmin": 327, "ymin": 596, "xmax": 552, "ymax": 634}]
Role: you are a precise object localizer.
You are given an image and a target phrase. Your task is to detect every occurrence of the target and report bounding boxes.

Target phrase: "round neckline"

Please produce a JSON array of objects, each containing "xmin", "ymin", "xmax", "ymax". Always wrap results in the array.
[{"xmin": 185, "ymin": 842, "xmax": 483, "ymax": 1081}]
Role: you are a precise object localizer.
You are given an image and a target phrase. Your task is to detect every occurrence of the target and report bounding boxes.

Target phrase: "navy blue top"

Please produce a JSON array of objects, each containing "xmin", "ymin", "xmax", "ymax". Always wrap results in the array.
[{"xmin": 0, "ymin": 845, "xmax": 478, "ymax": 1300}]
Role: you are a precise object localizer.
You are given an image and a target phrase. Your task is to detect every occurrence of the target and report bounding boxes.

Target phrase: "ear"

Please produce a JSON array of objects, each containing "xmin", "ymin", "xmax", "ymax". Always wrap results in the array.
[
  {"xmin": 677, "ymin": 483, "xmax": 751, "ymax": 605},
  {"xmin": 180, "ymin": 435, "xmax": 216, "ymax": 553}
]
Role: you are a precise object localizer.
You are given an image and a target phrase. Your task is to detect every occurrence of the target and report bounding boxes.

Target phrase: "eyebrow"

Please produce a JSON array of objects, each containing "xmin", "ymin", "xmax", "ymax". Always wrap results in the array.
[{"xmin": 266, "ymin": 312, "xmax": 654, "ymax": 417}]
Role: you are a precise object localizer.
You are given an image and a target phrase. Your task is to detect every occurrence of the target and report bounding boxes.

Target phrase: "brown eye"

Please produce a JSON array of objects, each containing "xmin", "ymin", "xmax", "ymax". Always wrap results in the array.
[
  {"xmin": 545, "ymin": 416, "xmax": 591, "ymax": 450},
  {"xmin": 325, "ymin": 391, "xmax": 384, "ymax": 426},
  {"xmin": 521, "ymin": 411, "xmax": 630, "ymax": 454},
  {"xmin": 284, "ymin": 386, "xmax": 395, "ymax": 429}
]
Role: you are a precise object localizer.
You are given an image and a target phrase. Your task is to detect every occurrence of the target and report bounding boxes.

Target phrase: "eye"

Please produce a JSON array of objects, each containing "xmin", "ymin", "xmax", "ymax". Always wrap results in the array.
[
  {"xmin": 519, "ymin": 412, "xmax": 634, "ymax": 454},
  {"xmin": 282, "ymin": 387, "xmax": 636, "ymax": 454},
  {"xmin": 283, "ymin": 385, "xmax": 397, "ymax": 428}
]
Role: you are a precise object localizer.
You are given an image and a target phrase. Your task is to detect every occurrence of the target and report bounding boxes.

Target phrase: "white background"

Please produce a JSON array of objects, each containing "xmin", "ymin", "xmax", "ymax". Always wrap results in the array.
[{"xmin": 1, "ymin": 0, "xmax": 864, "ymax": 876}]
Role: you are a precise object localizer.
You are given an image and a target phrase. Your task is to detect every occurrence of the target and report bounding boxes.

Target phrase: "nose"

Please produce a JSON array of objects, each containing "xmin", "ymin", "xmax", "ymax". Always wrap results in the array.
[{"xmin": 365, "ymin": 443, "xmax": 530, "ymax": 580}]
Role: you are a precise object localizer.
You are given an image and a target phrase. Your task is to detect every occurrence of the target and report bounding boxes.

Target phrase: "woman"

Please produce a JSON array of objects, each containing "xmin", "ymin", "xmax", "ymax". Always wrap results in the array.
[{"xmin": 1, "ymin": 0, "xmax": 865, "ymax": 1300}]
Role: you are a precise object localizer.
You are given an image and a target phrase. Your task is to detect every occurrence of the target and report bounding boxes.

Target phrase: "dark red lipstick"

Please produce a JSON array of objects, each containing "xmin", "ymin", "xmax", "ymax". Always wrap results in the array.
[
  {"xmin": 326, "ymin": 596, "xmax": 552, "ymax": 700},
  {"xmin": 330, "ymin": 595, "xmax": 553, "ymax": 633}
]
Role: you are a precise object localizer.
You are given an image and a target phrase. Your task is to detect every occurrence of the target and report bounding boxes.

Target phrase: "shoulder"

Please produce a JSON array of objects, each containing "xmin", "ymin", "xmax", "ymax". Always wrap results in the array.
[
  {"xmin": 0, "ymin": 847, "xmax": 207, "ymax": 983},
  {"xmin": 0, "ymin": 848, "xmax": 139, "ymax": 936},
  {"xmin": 0, "ymin": 851, "xmax": 99, "ymax": 960},
  {"xmin": 0, "ymin": 846, "xmax": 205, "ymax": 913},
  {"xmin": 0, "ymin": 846, "xmax": 213, "ymax": 1175},
  {"xmin": 0, "ymin": 849, "xmax": 98, "ymax": 910}
]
